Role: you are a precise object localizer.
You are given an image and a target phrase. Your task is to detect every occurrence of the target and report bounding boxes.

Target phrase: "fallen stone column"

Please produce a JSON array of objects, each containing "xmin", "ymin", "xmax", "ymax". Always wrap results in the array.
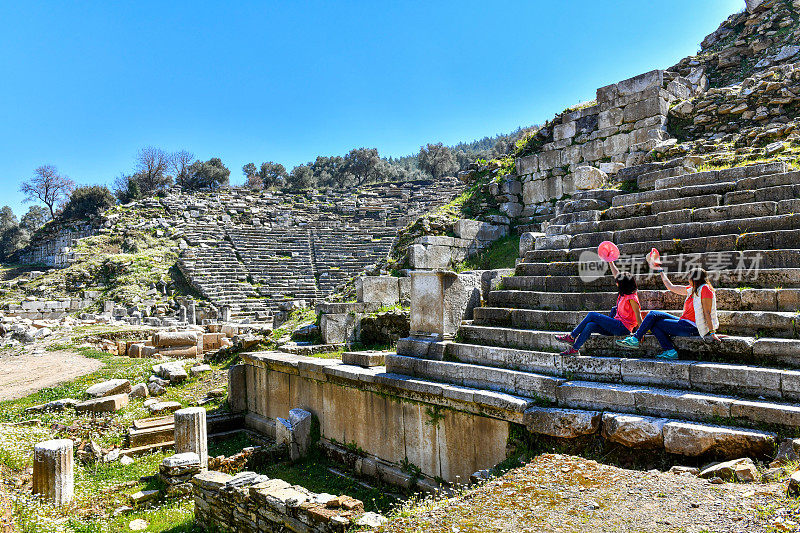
[
  {"xmin": 32, "ymin": 439, "xmax": 74, "ymax": 506},
  {"xmin": 153, "ymin": 346, "xmax": 198, "ymax": 359},
  {"xmin": 153, "ymin": 331, "xmax": 199, "ymax": 348},
  {"xmin": 174, "ymin": 407, "xmax": 208, "ymax": 470}
]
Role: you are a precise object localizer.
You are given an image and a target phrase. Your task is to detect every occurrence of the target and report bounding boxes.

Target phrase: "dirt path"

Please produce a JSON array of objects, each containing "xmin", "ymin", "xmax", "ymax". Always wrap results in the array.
[
  {"xmin": 382, "ymin": 454, "xmax": 795, "ymax": 533},
  {"xmin": 0, "ymin": 349, "xmax": 103, "ymax": 401}
]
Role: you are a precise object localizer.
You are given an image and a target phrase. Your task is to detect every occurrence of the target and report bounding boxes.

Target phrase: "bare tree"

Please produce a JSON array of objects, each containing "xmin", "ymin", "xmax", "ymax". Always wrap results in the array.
[
  {"xmin": 20, "ymin": 165, "xmax": 75, "ymax": 218},
  {"xmin": 170, "ymin": 150, "xmax": 195, "ymax": 188},
  {"xmin": 135, "ymin": 146, "xmax": 173, "ymax": 191}
]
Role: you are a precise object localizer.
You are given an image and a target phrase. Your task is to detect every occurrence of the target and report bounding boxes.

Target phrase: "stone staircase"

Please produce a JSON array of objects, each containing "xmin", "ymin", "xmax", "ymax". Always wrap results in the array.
[
  {"xmin": 389, "ymin": 161, "xmax": 800, "ymax": 459},
  {"xmin": 171, "ymin": 178, "xmax": 466, "ymax": 319}
]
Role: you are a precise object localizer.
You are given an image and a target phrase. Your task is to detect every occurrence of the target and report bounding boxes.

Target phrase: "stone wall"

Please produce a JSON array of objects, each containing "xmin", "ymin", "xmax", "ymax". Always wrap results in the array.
[
  {"xmin": 237, "ymin": 352, "xmax": 514, "ymax": 485},
  {"xmin": 192, "ymin": 470, "xmax": 379, "ymax": 533},
  {"xmin": 18, "ymin": 222, "xmax": 96, "ymax": 267},
  {"xmin": 409, "ymin": 218, "xmax": 510, "ymax": 270},
  {"xmin": 492, "ymin": 69, "xmax": 694, "ymax": 219}
]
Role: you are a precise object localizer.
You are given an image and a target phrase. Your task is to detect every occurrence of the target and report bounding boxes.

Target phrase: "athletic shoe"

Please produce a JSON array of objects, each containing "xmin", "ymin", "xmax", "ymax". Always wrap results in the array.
[
  {"xmin": 555, "ymin": 334, "xmax": 575, "ymax": 344},
  {"xmin": 559, "ymin": 347, "xmax": 579, "ymax": 356},
  {"xmin": 615, "ymin": 336, "xmax": 640, "ymax": 349},
  {"xmin": 656, "ymin": 349, "xmax": 679, "ymax": 360}
]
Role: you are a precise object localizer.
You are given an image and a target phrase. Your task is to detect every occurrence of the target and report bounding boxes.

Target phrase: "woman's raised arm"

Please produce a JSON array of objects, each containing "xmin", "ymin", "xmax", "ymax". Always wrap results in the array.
[
  {"xmin": 658, "ymin": 270, "xmax": 688, "ymax": 295},
  {"xmin": 609, "ymin": 260, "xmax": 620, "ymax": 278}
]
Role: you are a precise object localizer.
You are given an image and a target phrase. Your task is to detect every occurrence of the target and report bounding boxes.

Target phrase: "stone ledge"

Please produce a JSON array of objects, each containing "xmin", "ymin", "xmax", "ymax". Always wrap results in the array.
[{"xmin": 240, "ymin": 351, "xmax": 531, "ymax": 423}]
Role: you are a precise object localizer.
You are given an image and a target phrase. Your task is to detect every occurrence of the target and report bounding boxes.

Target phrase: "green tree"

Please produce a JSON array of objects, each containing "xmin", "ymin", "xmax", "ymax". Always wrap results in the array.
[
  {"xmin": 20, "ymin": 205, "xmax": 50, "ymax": 234},
  {"xmin": 0, "ymin": 226, "xmax": 28, "ymax": 260},
  {"xmin": 417, "ymin": 143, "xmax": 458, "ymax": 179},
  {"xmin": 0, "ymin": 207, "xmax": 24, "ymax": 261},
  {"xmin": 60, "ymin": 185, "xmax": 115, "ymax": 220},
  {"xmin": 342, "ymin": 147, "xmax": 383, "ymax": 186},
  {"xmin": 287, "ymin": 164, "xmax": 315, "ymax": 190},
  {"xmin": 242, "ymin": 163, "xmax": 260, "ymax": 189},
  {"xmin": 259, "ymin": 161, "xmax": 288, "ymax": 188},
  {"xmin": 184, "ymin": 157, "xmax": 230, "ymax": 190}
]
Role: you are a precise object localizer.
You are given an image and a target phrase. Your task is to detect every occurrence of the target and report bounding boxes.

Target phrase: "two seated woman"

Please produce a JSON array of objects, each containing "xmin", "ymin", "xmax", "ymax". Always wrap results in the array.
[{"xmin": 556, "ymin": 259, "xmax": 720, "ymax": 360}]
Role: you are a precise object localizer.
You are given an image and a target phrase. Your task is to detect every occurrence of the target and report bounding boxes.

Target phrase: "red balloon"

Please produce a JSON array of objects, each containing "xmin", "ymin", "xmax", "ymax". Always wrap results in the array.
[{"xmin": 597, "ymin": 241, "xmax": 620, "ymax": 262}]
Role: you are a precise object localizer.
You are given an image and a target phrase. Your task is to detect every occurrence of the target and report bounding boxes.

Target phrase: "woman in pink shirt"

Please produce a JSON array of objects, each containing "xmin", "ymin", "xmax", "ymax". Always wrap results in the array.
[
  {"xmin": 556, "ymin": 261, "xmax": 643, "ymax": 356},
  {"xmin": 616, "ymin": 267, "xmax": 719, "ymax": 359}
]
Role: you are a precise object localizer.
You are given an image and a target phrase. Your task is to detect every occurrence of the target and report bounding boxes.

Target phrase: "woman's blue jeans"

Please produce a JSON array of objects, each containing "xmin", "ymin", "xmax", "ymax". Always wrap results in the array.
[
  {"xmin": 633, "ymin": 310, "xmax": 698, "ymax": 350},
  {"xmin": 570, "ymin": 312, "xmax": 630, "ymax": 350}
]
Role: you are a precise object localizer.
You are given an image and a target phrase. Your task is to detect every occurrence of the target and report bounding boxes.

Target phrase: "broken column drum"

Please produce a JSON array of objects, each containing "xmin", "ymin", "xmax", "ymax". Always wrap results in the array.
[
  {"xmin": 32, "ymin": 439, "xmax": 74, "ymax": 506},
  {"xmin": 174, "ymin": 407, "xmax": 208, "ymax": 470}
]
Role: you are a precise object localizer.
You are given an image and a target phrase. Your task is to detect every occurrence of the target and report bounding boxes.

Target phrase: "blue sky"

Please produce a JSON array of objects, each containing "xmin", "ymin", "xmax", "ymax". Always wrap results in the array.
[{"xmin": 0, "ymin": 0, "xmax": 742, "ymax": 217}]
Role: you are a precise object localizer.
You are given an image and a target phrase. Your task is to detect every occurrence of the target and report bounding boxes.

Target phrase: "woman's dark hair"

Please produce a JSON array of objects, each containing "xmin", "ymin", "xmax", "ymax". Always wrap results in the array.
[
  {"xmin": 615, "ymin": 271, "xmax": 637, "ymax": 296},
  {"xmin": 688, "ymin": 267, "xmax": 712, "ymax": 295}
]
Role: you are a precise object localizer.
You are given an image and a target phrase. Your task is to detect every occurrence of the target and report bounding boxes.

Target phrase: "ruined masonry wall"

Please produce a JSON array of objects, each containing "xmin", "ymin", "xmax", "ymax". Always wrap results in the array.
[
  {"xmin": 239, "ymin": 353, "xmax": 512, "ymax": 484},
  {"xmin": 192, "ymin": 470, "xmax": 369, "ymax": 533},
  {"xmin": 496, "ymin": 69, "xmax": 691, "ymax": 218},
  {"xmin": 18, "ymin": 223, "xmax": 96, "ymax": 267}
]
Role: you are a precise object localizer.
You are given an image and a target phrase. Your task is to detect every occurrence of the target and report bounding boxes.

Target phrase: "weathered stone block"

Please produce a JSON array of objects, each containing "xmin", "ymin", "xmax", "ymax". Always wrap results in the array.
[
  {"xmin": 523, "ymin": 407, "xmax": 600, "ymax": 438},
  {"xmin": 538, "ymin": 150, "xmax": 562, "ymax": 171},
  {"xmin": 319, "ymin": 312, "xmax": 358, "ymax": 344},
  {"xmin": 623, "ymin": 96, "xmax": 668, "ymax": 123},
  {"xmin": 601, "ymin": 413, "xmax": 666, "ymax": 448},
  {"xmin": 360, "ymin": 276, "xmax": 400, "ymax": 306},
  {"xmin": 572, "ymin": 166, "xmax": 608, "ymax": 190},
  {"xmin": 85, "ymin": 379, "xmax": 131, "ymax": 398},
  {"xmin": 598, "ymin": 108, "xmax": 623, "ymax": 129},
  {"xmin": 553, "ymin": 121, "xmax": 576, "ymax": 141},
  {"xmin": 75, "ymin": 393, "xmax": 129, "ymax": 414},
  {"xmin": 409, "ymin": 271, "xmax": 480, "ymax": 339},
  {"xmin": 516, "ymin": 155, "xmax": 538, "ymax": 175}
]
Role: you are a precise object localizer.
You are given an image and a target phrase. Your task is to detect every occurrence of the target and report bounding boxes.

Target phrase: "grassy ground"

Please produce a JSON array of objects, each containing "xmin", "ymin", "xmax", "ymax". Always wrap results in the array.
[
  {"xmin": 455, "ymin": 235, "xmax": 520, "ymax": 272},
  {"xmin": 0, "ymin": 322, "xmax": 411, "ymax": 532},
  {"xmin": 0, "ymin": 323, "xmax": 236, "ymax": 533}
]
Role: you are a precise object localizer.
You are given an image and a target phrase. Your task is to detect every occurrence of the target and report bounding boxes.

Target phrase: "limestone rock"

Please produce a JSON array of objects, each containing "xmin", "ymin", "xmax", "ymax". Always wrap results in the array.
[
  {"xmin": 289, "ymin": 408, "xmax": 313, "ymax": 457},
  {"xmin": 788, "ymin": 471, "xmax": 800, "ymax": 496},
  {"xmin": 129, "ymin": 383, "xmax": 148, "ymax": 399},
  {"xmin": 189, "ymin": 364, "xmax": 212, "ymax": 376},
  {"xmin": 669, "ymin": 466, "xmax": 699, "ymax": 476},
  {"xmin": 601, "ymin": 413, "xmax": 667, "ymax": 448},
  {"xmin": 86, "ymin": 379, "xmax": 131, "ymax": 398},
  {"xmin": 153, "ymin": 361, "xmax": 188, "ymax": 383},
  {"xmin": 129, "ymin": 490, "xmax": 160, "ymax": 504},
  {"xmin": 698, "ymin": 458, "xmax": 757, "ymax": 482},
  {"xmin": 129, "ymin": 519, "xmax": 148, "ymax": 531},
  {"xmin": 75, "ymin": 393, "xmax": 129, "ymax": 414},
  {"xmin": 523, "ymin": 407, "xmax": 601, "ymax": 438},
  {"xmin": 772, "ymin": 438, "xmax": 800, "ymax": 467},
  {"xmin": 356, "ymin": 512, "xmax": 388, "ymax": 528},
  {"xmin": 148, "ymin": 401, "xmax": 182, "ymax": 415},
  {"xmin": 147, "ymin": 381, "xmax": 166, "ymax": 396},
  {"xmin": 572, "ymin": 166, "xmax": 607, "ymax": 190},
  {"xmin": 662, "ymin": 422, "xmax": 775, "ymax": 457}
]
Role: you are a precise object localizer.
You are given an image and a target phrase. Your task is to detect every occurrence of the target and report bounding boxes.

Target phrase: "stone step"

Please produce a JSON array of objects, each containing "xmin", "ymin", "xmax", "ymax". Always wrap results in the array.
[
  {"xmin": 444, "ymin": 342, "xmax": 800, "ymax": 401},
  {"xmin": 523, "ymin": 407, "xmax": 775, "ymax": 457},
  {"xmin": 611, "ymin": 170, "xmax": 800, "ymax": 208},
  {"xmin": 459, "ymin": 324, "xmax": 800, "ymax": 368},
  {"xmin": 488, "ymin": 288, "xmax": 800, "ymax": 312},
  {"xmin": 386, "ymin": 354, "xmax": 800, "ymax": 430},
  {"xmin": 556, "ymin": 200, "xmax": 796, "ymax": 237},
  {"xmin": 549, "ymin": 213, "xmax": 800, "ymax": 250},
  {"xmin": 472, "ymin": 307, "xmax": 800, "ymax": 338},
  {"xmin": 654, "ymin": 162, "xmax": 788, "ymax": 191},
  {"xmin": 501, "ymin": 269, "xmax": 800, "ymax": 292},
  {"xmin": 521, "ymin": 249, "xmax": 800, "ymax": 273},
  {"xmin": 535, "ymin": 228, "xmax": 800, "ymax": 254}
]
